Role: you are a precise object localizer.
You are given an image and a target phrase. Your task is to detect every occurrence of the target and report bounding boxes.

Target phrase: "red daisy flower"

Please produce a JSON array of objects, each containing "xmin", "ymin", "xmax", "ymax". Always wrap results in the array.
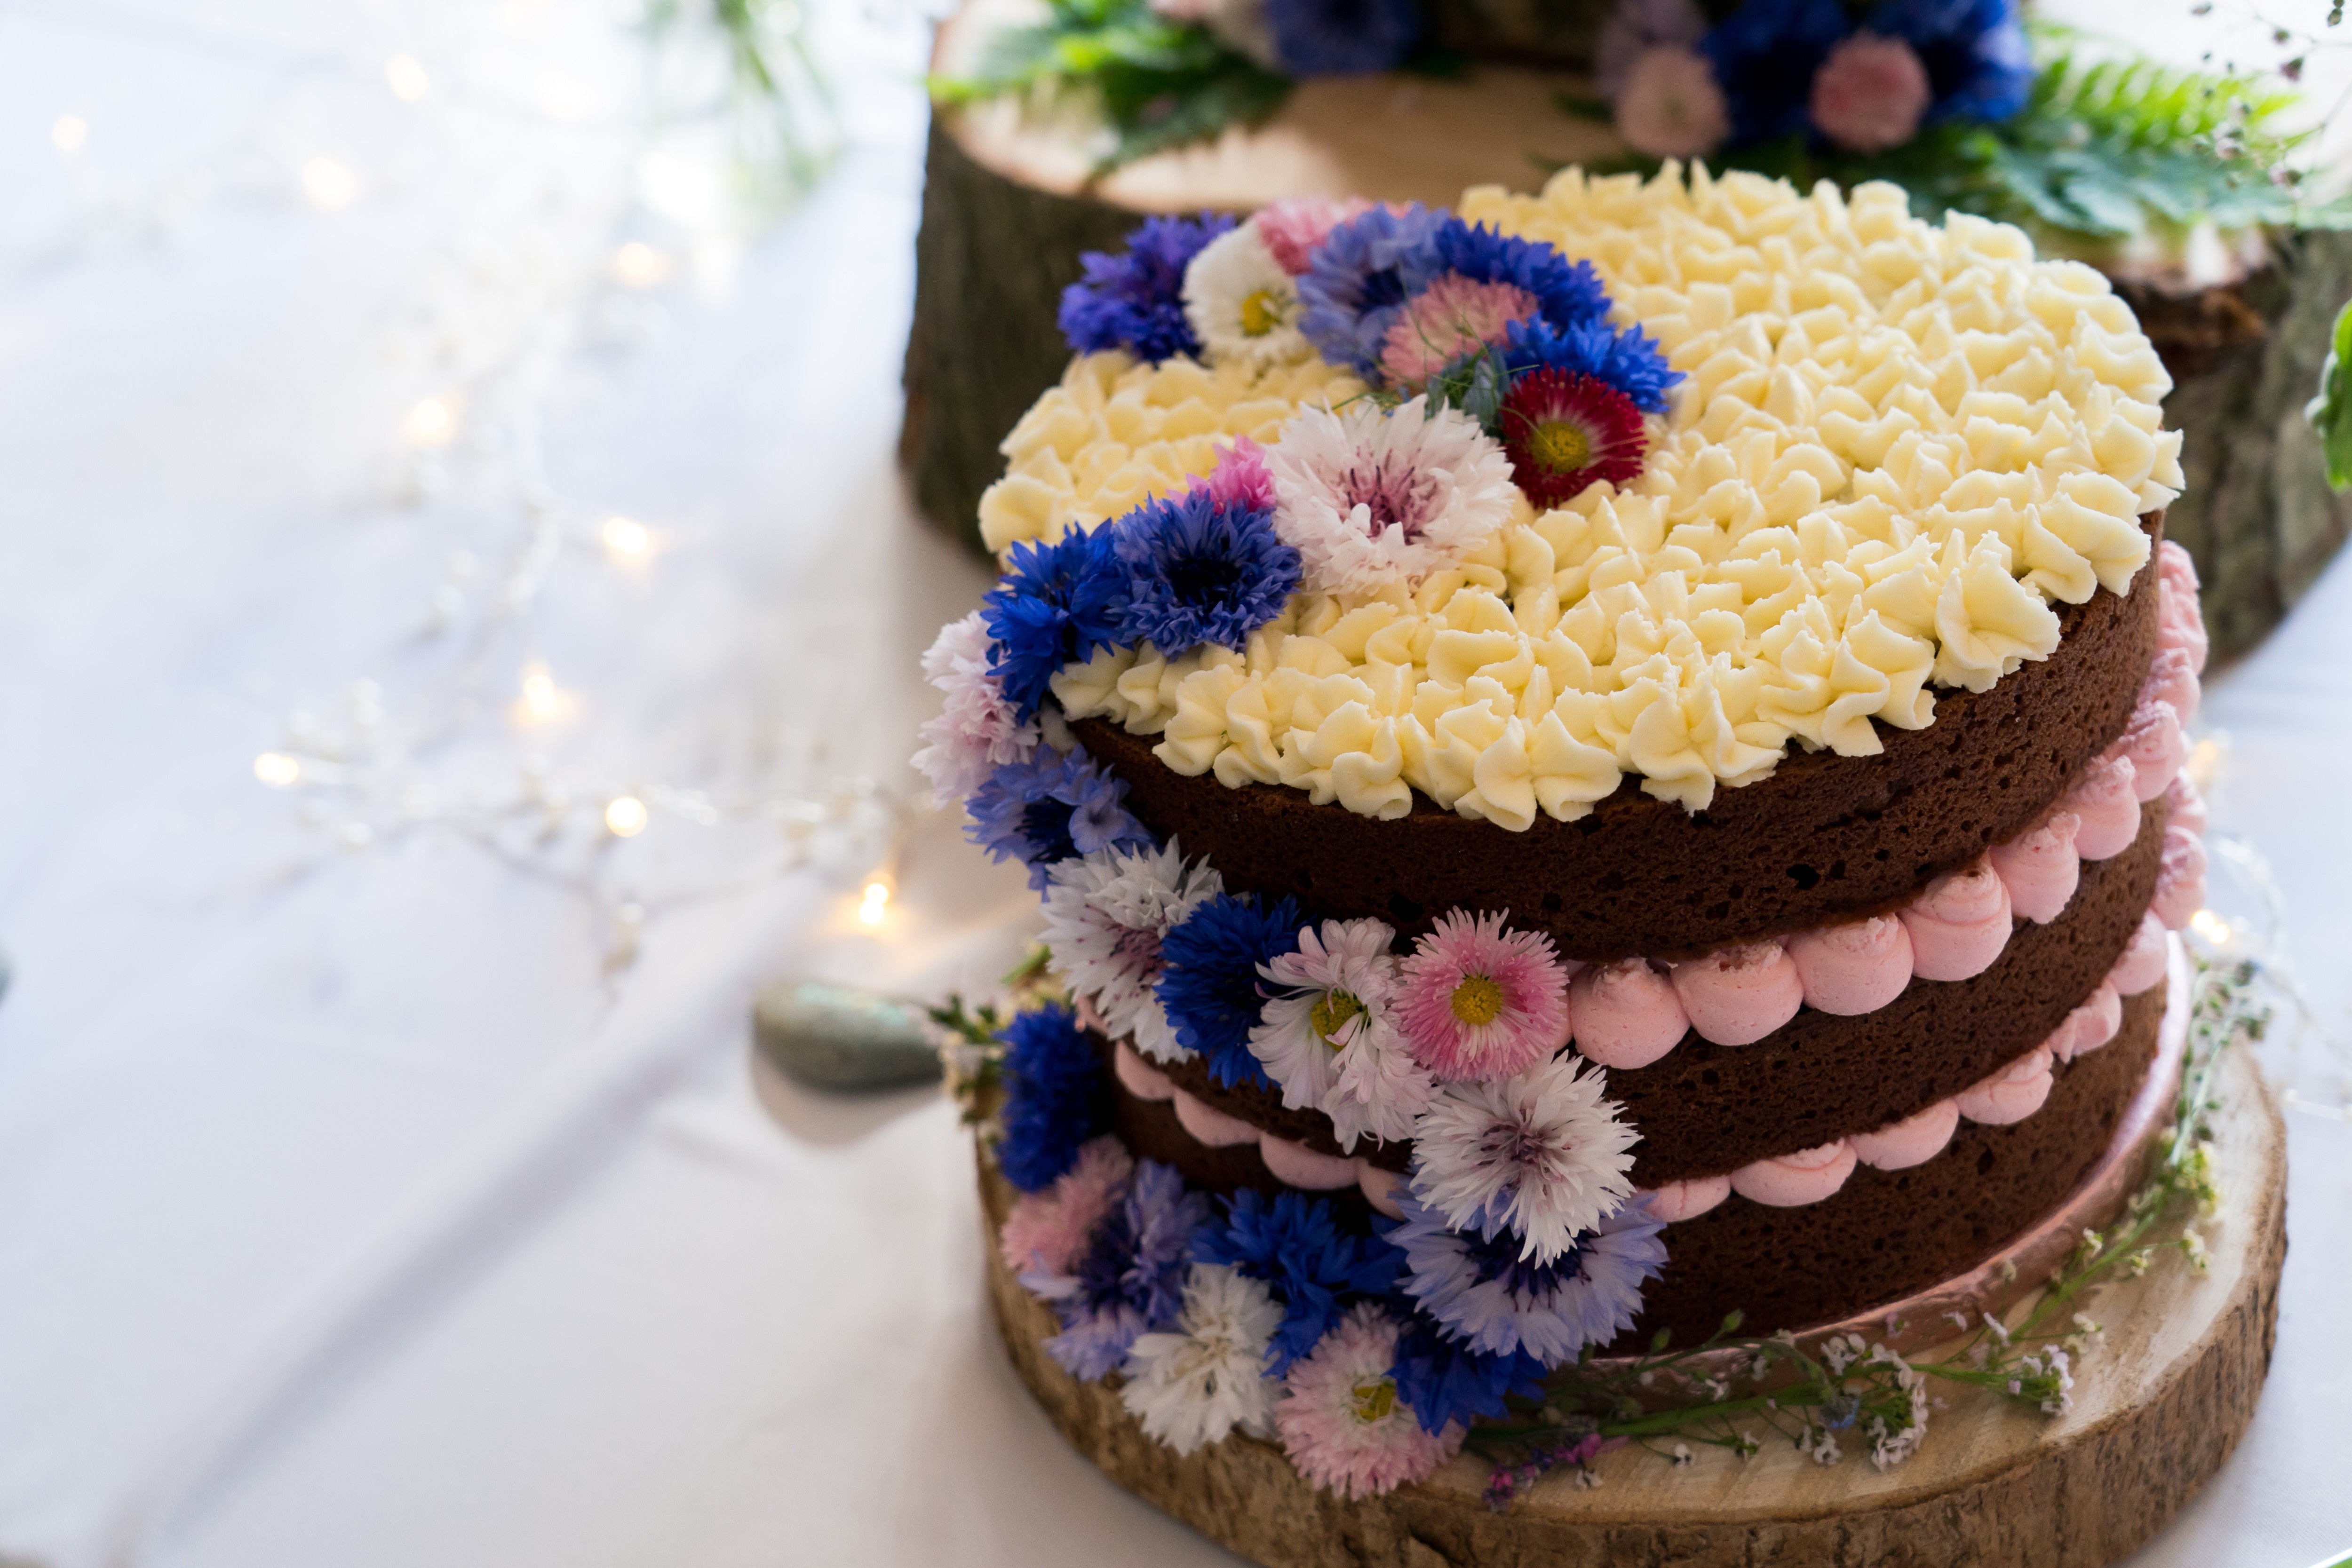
[{"xmin": 1498, "ymin": 368, "xmax": 1649, "ymax": 509}]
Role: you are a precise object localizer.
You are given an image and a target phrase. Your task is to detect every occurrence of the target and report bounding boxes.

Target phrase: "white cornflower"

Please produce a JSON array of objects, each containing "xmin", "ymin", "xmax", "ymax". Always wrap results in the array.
[
  {"xmin": 911, "ymin": 611, "xmax": 1038, "ymax": 808},
  {"xmin": 1406, "ymin": 1054, "xmax": 1640, "ymax": 1265},
  {"xmin": 1120, "ymin": 1263, "xmax": 1285, "ymax": 1454},
  {"xmin": 1248, "ymin": 917, "xmax": 1435, "ymax": 1149},
  {"xmin": 1042, "ymin": 840, "xmax": 1224, "ymax": 1063},
  {"xmin": 1183, "ymin": 222, "xmax": 1311, "ymax": 369},
  {"xmin": 1265, "ymin": 398, "xmax": 1519, "ymax": 596}
]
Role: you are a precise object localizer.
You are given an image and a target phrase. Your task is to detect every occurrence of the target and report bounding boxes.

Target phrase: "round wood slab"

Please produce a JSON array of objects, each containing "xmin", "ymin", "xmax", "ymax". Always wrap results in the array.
[{"xmin": 975, "ymin": 1042, "xmax": 2285, "ymax": 1567}]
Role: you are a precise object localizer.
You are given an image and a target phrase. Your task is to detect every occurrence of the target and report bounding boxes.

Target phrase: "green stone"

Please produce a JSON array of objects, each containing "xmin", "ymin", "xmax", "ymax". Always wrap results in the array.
[{"xmin": 752, "ymin": 978, "xmax": 940, "ymax": 1091}]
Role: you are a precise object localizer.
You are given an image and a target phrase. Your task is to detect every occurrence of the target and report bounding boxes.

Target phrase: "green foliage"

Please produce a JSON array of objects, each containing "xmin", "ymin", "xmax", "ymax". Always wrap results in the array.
[
  {"xmin": 930, "ymin": 0, "xmax": 1291, "ymax": 172},
  {"xmin": 2307, "ymin": 297, "xmax": 2352, "ymax": 492}
]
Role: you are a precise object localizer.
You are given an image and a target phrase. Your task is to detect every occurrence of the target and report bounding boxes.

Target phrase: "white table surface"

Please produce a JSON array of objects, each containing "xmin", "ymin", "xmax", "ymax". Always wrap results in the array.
[{"xmin": 0, "ymin": 3, "xmax": 2345, "ymax": 1566}]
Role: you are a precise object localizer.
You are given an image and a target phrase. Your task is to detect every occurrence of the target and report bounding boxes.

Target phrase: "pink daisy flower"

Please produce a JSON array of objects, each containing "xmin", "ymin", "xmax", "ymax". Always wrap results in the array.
[
  {"xmin": 1276, "ymin": 1303, "xmax": 1463, "ymax": 1499},
  {"xmin": 1378, "ymin": 275, "xmax": 1540, "ymax": 386},
  {"xmin": 999, "ymin": 1136, "xmax": 1133, "ymax": 1277},
  {"xmin": 1395, "ymin": 911, "xmax": 1573, "ymax": 1081},
  {"xmin": 1254, "ymin": 196, "xmax": 1376, "ymax": 276},
  {"xmin": 1498, "ymin": 368, "xmax": 1650, "ymax": 511}
]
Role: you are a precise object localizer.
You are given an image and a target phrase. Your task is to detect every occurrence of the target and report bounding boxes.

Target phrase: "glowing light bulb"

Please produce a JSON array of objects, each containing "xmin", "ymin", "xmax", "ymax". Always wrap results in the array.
[
  {"xmin": 604, "ymin": 795, "xmax": 649, "ymax": 837},
  {"xmin": 403, "ymin": 396, "xmax": 457, "ymax": 446},
  {"xmin": 51, "ymin": 116, "xmax": 87, "ymax": 154},
  {"xmin": 600, "ymin": 515, "xmax": 651, "ymax": 561},
  {"xmin": 302, "ymin": 156, "xmax": 357, "ymax": 210},
  {"xmin": 857, "ymin": 878, "xmax": 893, "ymax": 927},
  {"xmin": 611, "ymin": 242, "xmax": 671, "ymax": 288},
  {"xmin": 254, "ymin": 752, "xmax": 302, "ymax": 787},
  {"xmin": 384, "ymin": 54, "xmax": 431, "ymax": 102},
  {"xmin": 514, "ymin": 661, "xmax": 573, "ymax": 726},
  {"xmin": 2190, "ymin": 909, "xmax": 2231, "ymax": 944}
]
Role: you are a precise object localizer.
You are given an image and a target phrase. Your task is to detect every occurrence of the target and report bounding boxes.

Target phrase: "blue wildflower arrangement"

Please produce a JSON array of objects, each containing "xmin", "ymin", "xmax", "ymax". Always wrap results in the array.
[
  {"xmin": 965, "ymin": 745, "xmax": 1155, "ymax": 892},
  {"xmin": 1057, "ymin": 214, "xmax": 1234, "ymax": 364},
  {"xmin": 1196, "ymin": 1188, "xmax": 1407, "ymax": 1371},
  {"xmin": 1295, "ymin": 203, "xmax": 1451, "ymax": 375},
  {"xmin": 995, "ymin": 1001, "xmax": 1112, "ymax": 1191},
  {"xmin": 1108, "ymin": 485, "xmax": 1301, "ymax": 657},
  {"xmin": 1156, "ymin": 891, "xmax": 1304, "ymax": 1090},
  {"xmin": 1041, "ymin": 1159, "xmax": 1212, "ymax": 1378},
  {"xmin": 982, "ymin": 527, "xmax": 1125, "ymax": 721}
]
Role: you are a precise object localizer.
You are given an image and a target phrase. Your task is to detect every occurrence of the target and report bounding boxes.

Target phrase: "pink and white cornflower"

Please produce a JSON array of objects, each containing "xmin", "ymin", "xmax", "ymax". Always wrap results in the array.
[
  {"xmin": 1254, "ymin": 196, "xmax": 1376, "ymax": 276},
  {"xmin": 1408, "ymin": 1054, "xmax": 1641, "ymax": 1264},
  {"xmin": 1265, "ymin": 398, "xmax": 1518, "ymax": 595},
  {"xmin": 1394, "ymin": 910, "xmax": 1573, "ymax": 1081},
  {"xmin": 1042, "ymin": 840, "xmax": 1225, "ymax": 1064},
  {"xmin": 1191, "ymin": 435, "xmax": 1278, "ymax": 517},
  {"xmin": 1248, "ymin": 918, "xmax": 1436, "ymax": 1149},
  {"xmin": 1613, "ymin": 44, "xmax": 1730, "ymax": 160},
  {"xmin": 1000, "ymin": 1135, "xmax": 1134, "ymax": 1277},
  {"xmin": 1119, "ymin": 1263, "xmax": 1285, "ymax": 1453},
  {"xmin": 1378, "ymin": 275, "xmax": 1540, "ymax": 385},
  {"xmin": 912, "ymin": 610, "xmax": 1039, "ymax": 808},
  {"xmin": 1275, "ymin": 1303, "xmax": 1463, "ymax": 1498},
  {"xmin": 1809, "ymin": 34, "xmax": 1931, "ymax": 152},
  {"xmin": 1183, "ymin": 221, "xmax": 1314, "ymax": 369}
]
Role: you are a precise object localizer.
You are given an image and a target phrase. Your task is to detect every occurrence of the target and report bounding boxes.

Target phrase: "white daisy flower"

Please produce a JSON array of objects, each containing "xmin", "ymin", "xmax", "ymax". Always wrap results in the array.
[
  {"xmin": 1119, "ymin": 1263, "xmax": 1285, "ymax": 1453},
  {"xmin": 1248, "ymin": 918, "xmax": 1435, "ymax": 1150},
  {"xmin": 1265, "ymin": 398, "xmax": 1519, "ymax": 595},
  {"xmin": 1408, "ymin": 1054, "xmax": 1641, "ymax": 1265},
  {"xmin": 1183, "ymin": 222, "xmax": 1311, "ymax": 369},
  {"xmin": 1041, "ymin": 840, "xmax": 1224, "ymax": 1063}
]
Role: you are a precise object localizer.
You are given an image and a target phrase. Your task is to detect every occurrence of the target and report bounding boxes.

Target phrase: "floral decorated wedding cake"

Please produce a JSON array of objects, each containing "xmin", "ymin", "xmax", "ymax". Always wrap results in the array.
[{"xmin": 916, "ymin": 165, "xmax": 2212, "ymax": 1500}]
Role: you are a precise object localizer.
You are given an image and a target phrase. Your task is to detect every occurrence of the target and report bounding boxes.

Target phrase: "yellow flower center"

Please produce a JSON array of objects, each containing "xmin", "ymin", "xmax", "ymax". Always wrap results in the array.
[
  {"xmin": 1349, "ymin": 1377, "xmax": 1397, "ymax": 1424},
  {"xmin": 1451, "ymin": 974, "xmax": 1505, "ymax": 1027},
  {"xmin": 1311, "ymin": 990, "xmax": 1364, "ymax": 1049},
  {"xmin": 1530, "ymin": 418, "xmax": 1592, "ymax": 475},
  {"xmin": 1239, "ymin": 288, "xmax": 1285, "ymax": 338}
]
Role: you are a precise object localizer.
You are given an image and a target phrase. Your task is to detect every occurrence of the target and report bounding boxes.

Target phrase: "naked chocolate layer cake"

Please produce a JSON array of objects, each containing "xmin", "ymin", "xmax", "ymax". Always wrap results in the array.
[{"xmin": 922, "ymin": 165, "xmax": 2211, "ymax": 1497}]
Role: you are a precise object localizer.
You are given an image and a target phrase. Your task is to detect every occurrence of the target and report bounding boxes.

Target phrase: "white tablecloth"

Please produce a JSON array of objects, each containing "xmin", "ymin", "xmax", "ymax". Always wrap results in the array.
[{"xmin": 0, "ymin": 4, "xmax": 2345, "ymax": 1566}]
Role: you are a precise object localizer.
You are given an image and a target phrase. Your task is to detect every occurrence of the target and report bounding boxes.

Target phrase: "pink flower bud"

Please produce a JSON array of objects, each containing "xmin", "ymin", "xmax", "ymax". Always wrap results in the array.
[
  {"xmin": 1809, "ymin": 34, "xmax": 1930, "ymax": 154},
  {"xmin": 1614, "ymin": 45, "xmax": 1730, "ymax": 160}
]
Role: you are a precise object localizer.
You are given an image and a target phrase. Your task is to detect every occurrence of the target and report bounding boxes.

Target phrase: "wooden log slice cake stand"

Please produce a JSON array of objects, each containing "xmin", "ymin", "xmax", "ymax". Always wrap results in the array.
[
  {"xmin": 973, "ymin": 951, "xmax": 2288, "ymax": 1568},
  {"xmin": 898, "ymin": 0, "xmax": 2352, "ymax": 660}
]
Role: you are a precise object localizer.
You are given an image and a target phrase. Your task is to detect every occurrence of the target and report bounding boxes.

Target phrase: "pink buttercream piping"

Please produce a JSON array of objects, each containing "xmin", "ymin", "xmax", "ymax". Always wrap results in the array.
[
  {"xmin": 1641, "ymin": 1174, "xmax": 1732, "ymax": 1222},
  {"xmin": 1357, "ymin": 1164, "xmax": 1407, "ymax": 1219},
  {"xmin": 1848, "ymin": 1098, "xmax": 1960, "ymax": 1171},
  {"xmin": 1259, "ymin": 1133, "xmax": 1360, "ymax": 1189},
  {"xmin": 1954, "ymin": 1045, "xmax": 2055, "ymax": 1125},
  {"xmin": 1729, "ymin": 1140, "xmax": 1859, "ymax": 1207},
  {"xmin": 2111, "ymin": 911, "xmax": 2171, "ymax": 998},
  {"xmin": 2050, "ymin": 980, "xmax": 2122, "ymax": 1063},
  {"xmin": 2106, "ymin": 695, "xmax": 2187, "ymax": 803},
  {"xmin": 2057, "ymin": 754, "xmax": 2142, "ymax": 861},
  {"xmin": 1899, "ymin": 857, "xmax": 2014, "ymax": 982},
  {"xmin": 1787, "ymin": 915, "xmax": 1915, "ymax": 1016},
  {"xmin": 2143, "ymin": 644, "xmax": 2200, "ymax": 722},
  {"xmin": 1114, "ymin": 1041, "xmax": 1178, "ymax": 1101},
  {"xmin": 2152, "ymin": 825, "xmax": 2208, "ymax": 930},
  {"xmin": 2164, "ymin": 774, "xmax": 2206, "ymax": 839},
  {"xmin": 1989, "ymin": 809, "xmax": 2082, "ymax": 925},
  {"xmin": 1570, "ymin": 958, "xmax": 1689, "ymax": 1068},
  {"xmin": 1669, "ymin": 940, "xmax": 1805, "ymax": 1046},
  {"xmin": 1171, "ymin": 1088, "xmax": 1263, "ymax": 1148},
  {"xmin": 2156, "ymin": 541, "xmax": 2209, "ymax": 675}
]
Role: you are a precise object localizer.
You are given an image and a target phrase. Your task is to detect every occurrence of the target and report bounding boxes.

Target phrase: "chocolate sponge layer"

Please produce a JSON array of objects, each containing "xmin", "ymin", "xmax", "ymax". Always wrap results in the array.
[{"xmin": 1078, "ymin": 517, "xmax": 2162, "ymax": 961}]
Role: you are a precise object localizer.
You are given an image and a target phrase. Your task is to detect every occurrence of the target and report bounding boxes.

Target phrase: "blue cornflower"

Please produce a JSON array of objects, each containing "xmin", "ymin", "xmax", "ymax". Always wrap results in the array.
[
  {"xmin": 1041, "ymin": 1159, "xmax": 1211, "ymax": 1379},
  {"xmin": 1700, "ymin": 0, "xmax": 1851, "ymax": 144},
  {"xmin": 1386, "ymin": 1309, "xmax": 1549, "ymax": 1433},
  {"xmin": 1195, "ymin": 1189, "xmax": 1406, "ymax": 1373},
  {"xmin": 965, "ymin": 745, "xmax": 1155, "ymax": 892},
  {"xmin": 1109, "ymin": 487, "xmax": 1300, "ymax": 658},
  {"xmin": 1296, "ymin": 204, "xmax": 1448, "ymax": 376},
  {"xmin": 996, "ymin": 1001, "xmax": 1110, "ymax": 1192},
  {"xmin": 1429, "ymin": 219, "xmax": 1613, "ymax": 335},
  {"xmin": 1388, "ymin": 1194, "xmax": 1668, "ymax": 1366},
  {"xmin": 1262, "ymin": 0, "xmax": 1424, "ymax": 77},
  {"xmin": 1867, "ymin": 0, "xmax": 2032, "ymax": 123},
  {"xmin": 1058, "ymin": 214, "xmax": 1234, "ymax": 364},
  {"xmin": 1155, "ymin": 891, "xmax": 1303, "ymax": 1091},
  {"xmin": 1500, "ymin": 316, "xmax": 1683, "ymax": 415},
  {"xmin": 982, "ymin": 526, "xmax": 1125, "ymax": 722}
]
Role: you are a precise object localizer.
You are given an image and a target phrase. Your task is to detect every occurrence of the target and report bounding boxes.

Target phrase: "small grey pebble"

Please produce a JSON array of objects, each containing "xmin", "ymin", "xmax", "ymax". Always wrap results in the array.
[{"xmin": 753, "ymin": 978, "xmax": 940, "ymax": 1091}]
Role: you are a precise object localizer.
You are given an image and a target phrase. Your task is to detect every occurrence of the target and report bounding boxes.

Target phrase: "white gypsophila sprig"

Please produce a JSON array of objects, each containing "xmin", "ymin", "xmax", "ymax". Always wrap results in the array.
[
  {"xmin": 1248, "ymin": 917, "xmax": 1434, "ymax": 1148},
  {"xmin": 1183, "ymin": 222, "xmax": 1312, "ymax": 370},
  {"xmin": 912, "ymin": 610, "xmax": 1038, "ymax": 808},
  {"xmin": 1265, "ymin": 398, "xmax": 1519, "ymax": 596},
  {"xmin": 1119, "ymin": 1263, "xmax": 1285, "ymax": 1453},
  {"xmin": 1042, "ymin": 840, "xmax": 1224, "ymax": 1063},
  {"xmin": 1862, "ymin": 1346, "xmax": 1931, "ymax": 1469},
  {"xmin": 1407, "ymin": 1054, "xmax": 1640, "ymax": 1264}
]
